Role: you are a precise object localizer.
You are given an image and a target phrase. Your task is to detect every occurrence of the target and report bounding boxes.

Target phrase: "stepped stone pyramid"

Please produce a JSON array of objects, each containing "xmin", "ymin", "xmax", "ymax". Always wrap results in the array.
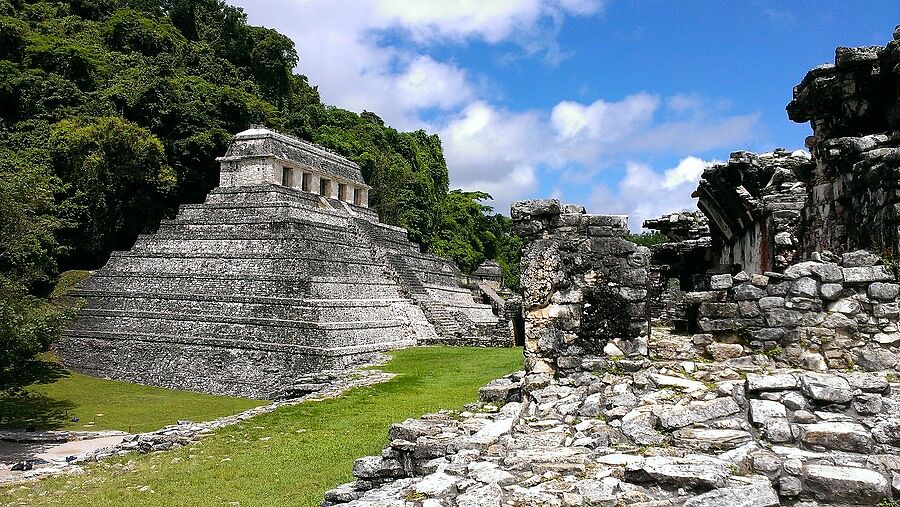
[{"xmin": 58, "ymin": 127, "xmax": 510, "ymax": 398}]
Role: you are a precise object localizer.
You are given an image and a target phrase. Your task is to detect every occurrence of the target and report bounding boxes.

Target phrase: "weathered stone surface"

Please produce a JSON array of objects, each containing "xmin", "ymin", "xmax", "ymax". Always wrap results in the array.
[
  {"xmin": 710, "ymin": 274, "xmax": 733, "ymax": 289},
  {"xmin": 802, "ymin": 465, "xmax": 889, "ymax": 504},
  {"xmin": 455, "ymin": 482, "xmax": 502, "ymax": 507},
  {"xmin": 467, "ymin": 462, "xmax": 516, "ymax": 486},
  {"xmin": 749, "ymin": 400, "xmax": 787, "ymax": 426},
  {"xmin": 734, "ymin": 284, "xmax": 766, "ymax": 301},
  {"xmin": 627, "ymin": 456, "xmax": 729, "ymax": 489},
  {"xmin": 706, "ymin": 342, "xmax": 745, "ymax": 361},
  {"xmin": 353, "ymin": 456, "xmax": 405, "ymax": 479},
  {"xmin": 414, "ymin": 472, "xmax": 459, "ymax": 497},
  {"xmin": 746, "ymin": 373, "xmax": 798, "ymax": 392},
  {"xmin": 800, "ymin": 373, "xmax": 852, "ymax": 404},
  {"xmin": 620, "ymin": 409, "xmax": 665, "ymax": 446},
  {"xmin": 660, "ymin": 397, "xmax": 741, "ymax": 429},
  {"xmin": 869, "ymin": 282, "xmax": 900, "ymax": 300},
  {"xmin": 798, "ymin": 422, "xmax": 873, "ymax": 452},
  {"xmin": 671, "ymin": 428, "xmax": 753, "ymax": 451},
  {"xmin": 843, "ymin": 265, "xmax": 893, "ymax": 283},
  {"xmin": 682, "ymin": 480, "xmax": 779, "ymax": 507}
]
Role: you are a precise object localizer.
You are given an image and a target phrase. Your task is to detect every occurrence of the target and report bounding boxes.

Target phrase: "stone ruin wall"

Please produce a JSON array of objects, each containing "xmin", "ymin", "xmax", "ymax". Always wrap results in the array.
[
  {"xmin": 692, "ymin": 253, "xmax": 900, "ymax": 372},
  {"xmin": 510, "ymin": 200, "xmax": 650, "ymax": 378},
  {"xmin": 315, "ymin": 29, "xmax": 900, "ymax": 507},
  {"xmin": 788, "ymin": 37, "xmax": 900, "ymax": 260},
  {"xmin": 693, "ymin": 149, "xmax": 812, "ymax": 276}
]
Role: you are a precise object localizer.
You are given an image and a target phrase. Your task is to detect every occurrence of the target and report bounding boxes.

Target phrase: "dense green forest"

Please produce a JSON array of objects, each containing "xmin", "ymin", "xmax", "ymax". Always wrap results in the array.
[{"xmin": 0, "ymin": 0, "xmax": 520, "ymax": 388}]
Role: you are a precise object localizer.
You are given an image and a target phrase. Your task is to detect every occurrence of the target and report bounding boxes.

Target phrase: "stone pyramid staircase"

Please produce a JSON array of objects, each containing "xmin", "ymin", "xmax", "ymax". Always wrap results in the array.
[{"xmin": 59, "ymin": 184, "xmax": 509, "ymax": 398}]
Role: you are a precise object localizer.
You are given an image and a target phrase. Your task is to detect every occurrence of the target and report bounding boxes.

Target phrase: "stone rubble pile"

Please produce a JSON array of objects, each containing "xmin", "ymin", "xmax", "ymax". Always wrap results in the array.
[{"xmin": 323, "ymin": 333, "xmax": 900, "ymax": 506}]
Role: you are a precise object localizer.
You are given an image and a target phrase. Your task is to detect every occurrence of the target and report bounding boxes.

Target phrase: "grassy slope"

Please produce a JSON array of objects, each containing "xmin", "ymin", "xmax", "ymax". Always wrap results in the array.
[
  {"xmin": 0, "ymin": 371, "xmax": 266, "ymax": 433},
  {"xmin": 1, "ymin": 346, "xmax": 523, "ymax": 506}
]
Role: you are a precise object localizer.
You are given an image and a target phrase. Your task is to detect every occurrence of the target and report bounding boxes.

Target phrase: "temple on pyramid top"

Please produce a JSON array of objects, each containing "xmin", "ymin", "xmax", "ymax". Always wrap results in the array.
[{"xmin": 217, "ymin": 126, "xmax": 371, "ymax": 207}]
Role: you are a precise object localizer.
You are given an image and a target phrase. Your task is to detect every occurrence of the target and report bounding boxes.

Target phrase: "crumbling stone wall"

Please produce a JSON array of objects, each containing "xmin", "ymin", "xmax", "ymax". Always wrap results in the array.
[
  {"xmin": 511, "ymin": 200, "xmax": 649, "ymax": 377},
  {"xmin": 788, "ymin": 36, "xmax": 900, "ymax": 261},
  {"xmin": 644, "ymin": 211, "xmax": 713, "ymax": 326},
  {"xmin": 686, "ymin": 250, "xmax": 900, "ymax": 372},
  {"xmin": 693, "ymin": 149, "xmax": 813, "ymax": 274}
]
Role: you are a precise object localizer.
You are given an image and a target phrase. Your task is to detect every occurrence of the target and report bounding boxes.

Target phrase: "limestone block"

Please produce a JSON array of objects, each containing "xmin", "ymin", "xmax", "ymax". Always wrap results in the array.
[
  {"xmin": 759, "ymin": 296, "xmax": 785, "ymax": 309},
  {"xmin": 810, "ymin": 263, "xmax": 844, "ymax": 282},
  {"xmin": 751, "ymin": 274, "xmax": 770, "ymax": 287},
  {"xmin": 698, "ymin": 303, "xmax": 739, "ymax": 319},
  {"xmin": 706, "ymin": 343, "xmax": 744, "ymax": 361},
  {"xmin": 799, "ymin": 422, "xmax": 873, "ymax": 452},
  {"xmin": 764, "ymin": 309, "xmax": 802, "ymax": 327},
  {"xmin": 843, "ymin": 265, "xmax": 893, "ymax": 283},
  {"xmin": 868, "ymin": 282, "xmax": 900, "ymax": 300},
  {"xmin": 791, "ymin": 277, "xmax": 819, "ymax": 298},
  {"xmin": 682, "ymin": 480, "xmax": 779, "ymax": 507},
  {"xmin": 749, "ymin": 399, "xmax": 787, "ymax": 426},
  {"xmin": 659, "ymin": 397, "xmax": 740, "ymax": 429},
  {"xmin": 710, "ymin": 274, "xmax": 733, "ymax": 290},
  {"xmin": 746, "ymin": 373, "xmax": 798, "ymax": 392},
  {"xmin": 802, "ymin": 464, "xmax": 889, "ymax": 504},
  {"xmin": 800, "ymin": 373, "xmax": 852, "ymax": 404},
  {"xmin": 827, "ymin": 297, "xmax": 862, "ymax": 315},
  {"xmin": 841, "ymin": 250, "xmax": 881, "ymax": 268},
  {"xmin": 734, "ymin": 284, "xmax": 766, "ymax": 300},
  {"xmin": 820, "ymin": 282, "xmax": 847, "ymax": 300},
  {"xmin": 626, "ymin": 455, "xmax": 729, "ymax": 489}
]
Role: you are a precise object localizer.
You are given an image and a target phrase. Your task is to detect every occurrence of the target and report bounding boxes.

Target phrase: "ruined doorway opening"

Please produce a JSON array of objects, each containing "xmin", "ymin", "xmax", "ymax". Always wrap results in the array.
[
  {"xmin": 319, "ymin": 178, "xmax": 332, "ymax": 197},
  {"xmin": 513, "ymin": 312, "xmax": 525, "ymax": 347},
  {"xmin": 338, "ymin": 183, "xmax": 347, "ymax": 201},
  {"xmin": 301, "ymin": 172, "xmax": 310, "ymax": 192}
]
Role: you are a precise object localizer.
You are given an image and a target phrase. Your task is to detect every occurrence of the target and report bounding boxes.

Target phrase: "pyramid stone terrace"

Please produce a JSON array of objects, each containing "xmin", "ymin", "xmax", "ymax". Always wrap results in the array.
[{"xmin": 58, "ymin": 128, "xmax": 510, "ymax": 399}]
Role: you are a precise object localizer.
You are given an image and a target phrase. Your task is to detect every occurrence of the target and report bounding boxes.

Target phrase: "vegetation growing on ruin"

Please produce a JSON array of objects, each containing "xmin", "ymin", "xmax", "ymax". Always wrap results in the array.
[
  {"xmin": 0, "ymin": 346, "xmax": 524, "ymax": 506},
  {"xmin": 626, "ymin": 231, "xmax": 669, "ymax": 247},
  {"xmin": 0, "ymin": 0, "xmax": 521, "ymax": 380}
]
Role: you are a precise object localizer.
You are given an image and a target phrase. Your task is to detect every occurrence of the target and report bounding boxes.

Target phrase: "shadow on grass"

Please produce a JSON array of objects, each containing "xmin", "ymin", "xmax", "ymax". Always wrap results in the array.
[{"xmin": 1, "ymin": 358, "xmax": 74, "ymax": 431}]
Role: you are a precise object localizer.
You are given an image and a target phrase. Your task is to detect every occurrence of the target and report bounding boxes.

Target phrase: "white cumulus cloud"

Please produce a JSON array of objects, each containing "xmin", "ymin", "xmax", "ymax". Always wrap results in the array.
[
  {"xmin": 590, "ymin": 157, "xmax": 713, "ymax": 230},
  {"xmin": 229, "ymin": 1, "xmax": 759, "ymax": 217}
]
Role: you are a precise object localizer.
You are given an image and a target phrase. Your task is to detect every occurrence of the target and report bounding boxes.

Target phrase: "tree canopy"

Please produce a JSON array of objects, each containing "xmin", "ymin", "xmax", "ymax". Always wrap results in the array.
[{"xmin": 0, "ymin": 0, "xmax": 521, "ymax": 388}]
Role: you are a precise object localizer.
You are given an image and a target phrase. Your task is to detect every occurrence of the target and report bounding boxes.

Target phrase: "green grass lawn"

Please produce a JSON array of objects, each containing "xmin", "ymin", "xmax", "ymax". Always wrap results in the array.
[
  {"xmin": 0, "ymin": 368, "xmax": 266, "ymax": 433},
  {"xmin": 1, "ymin": 346, "xmax": 523, "ymax": 506}
]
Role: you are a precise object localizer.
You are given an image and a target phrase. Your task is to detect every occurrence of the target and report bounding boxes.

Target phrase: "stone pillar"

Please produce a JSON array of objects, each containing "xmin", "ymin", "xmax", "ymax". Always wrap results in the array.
[{"xmin": 511, "ymin": 199, "xmax": 650, "ymax": 379}]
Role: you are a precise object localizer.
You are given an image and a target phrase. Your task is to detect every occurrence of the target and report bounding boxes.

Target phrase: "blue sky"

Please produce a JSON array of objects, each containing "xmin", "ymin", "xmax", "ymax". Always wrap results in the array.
[{"xmin": 229, "ymin": 0, "xmax": 897, "ymax": 228}]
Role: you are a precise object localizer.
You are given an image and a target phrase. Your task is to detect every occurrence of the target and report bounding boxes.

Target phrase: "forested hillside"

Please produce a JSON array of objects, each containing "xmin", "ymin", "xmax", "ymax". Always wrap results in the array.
[{"xmin": 0, "ymin": 0, "xmax": 519, "ymax": 387}]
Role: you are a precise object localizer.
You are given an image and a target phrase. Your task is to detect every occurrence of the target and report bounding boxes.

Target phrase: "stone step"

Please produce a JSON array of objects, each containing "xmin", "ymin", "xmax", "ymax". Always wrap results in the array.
[
  {"xmin": 61, "ymin": 329, "xmax": 416, "ymax": 358},
  {"xmin": 155, "ymin": 220, "xmax": 352, "ymax": 243},
  {"xmin": 130, "ymin": 237, "xmax": 375, "ymax": 259},
  {"xmin": 80, "ymin": 272, "xmax": 404, "ymax": 299},
  {"xmin": 70, "ymin": 311, "xmax": 409, "ymax": 348},
  {"xmin": 74, "ymin": 292, "xmax": 407, "ymax": 322},
  {"xmin": 103, "ymin": 254, "xmax": 388, "ymax": 278}
]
